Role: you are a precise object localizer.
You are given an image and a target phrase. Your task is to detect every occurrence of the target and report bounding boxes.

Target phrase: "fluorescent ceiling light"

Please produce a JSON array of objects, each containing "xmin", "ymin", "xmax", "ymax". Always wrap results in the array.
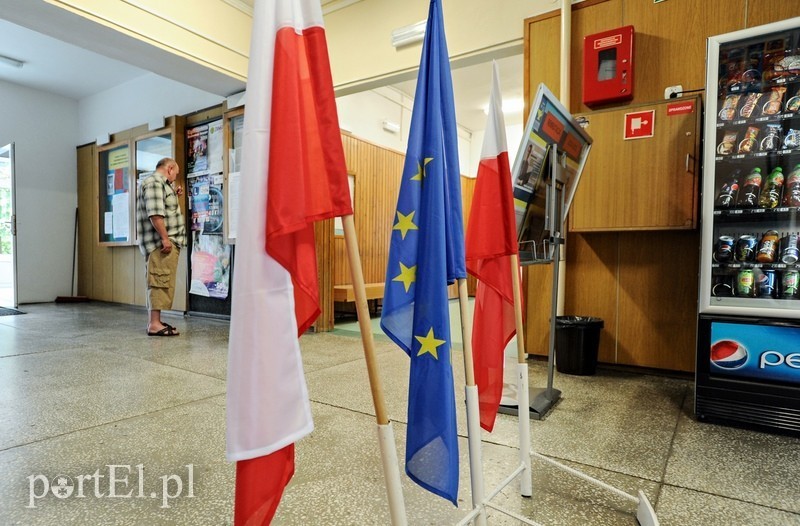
[
  {"xmin": 382, "ymin": 120, "xmax": 400, "ymax": 134},
  {"xmin": 0, "ymin": 54, "xmax": 24, "ymax": 68},
  {"xmin": 391, "ymin": 20, "xmax": 426, "ymax": 48}
]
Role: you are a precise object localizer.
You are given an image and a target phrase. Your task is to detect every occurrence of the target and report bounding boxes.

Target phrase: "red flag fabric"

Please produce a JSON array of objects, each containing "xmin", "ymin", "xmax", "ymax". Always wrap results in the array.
[
  {"xmin": 465, "ymin": 62, "xmax": 519, "ymax": 432},
  {"xmin": 227, "ymin": 1, "xmax": 352, "ymax": 524},
  {"xmin": 234, "ymin": 445, "xmax": 295, "ymax": 525},
  {"xmin": 267, "ymin": 23, "xmax": 353, "ymax": 336}
]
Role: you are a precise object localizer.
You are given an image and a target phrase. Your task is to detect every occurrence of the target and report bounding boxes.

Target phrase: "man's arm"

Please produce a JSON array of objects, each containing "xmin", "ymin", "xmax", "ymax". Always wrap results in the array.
[{"xmin": 149, "ymin": 215, "xmax": 172, "ymax": 253}]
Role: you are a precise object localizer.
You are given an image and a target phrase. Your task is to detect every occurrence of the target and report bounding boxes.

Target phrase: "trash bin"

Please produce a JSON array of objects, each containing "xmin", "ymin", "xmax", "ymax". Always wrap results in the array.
[{"xmin": 555, "ymin": 316, "xmax": 604, "ymax": 375}]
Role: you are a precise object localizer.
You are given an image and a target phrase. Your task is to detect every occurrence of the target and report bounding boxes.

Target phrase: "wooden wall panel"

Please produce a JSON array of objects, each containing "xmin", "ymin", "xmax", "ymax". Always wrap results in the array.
[
  {"xmin": 747, "ymin": 2, "xmax": 800, "ymax": 27},
  {"xmin": 333, "ymin": 134, "xmax": 478, "ymax": 313},
  {"xmin": 111, "ymin": 247, "xmax": 136, "ymax": 304},
  {"xmin": 92, "ymin": 240, "xmax": 113, "ymax": 301},
  {"xmin": 625, "ymin": 0, "xmax": 746, "ymax": 104},
  {"xmin": 616, "ymin": 232, "xmax": 699, "ymax": 371},
  {"xmin": 523, "ymin": 263, "xmax": 554, "ymax": 357},
  {"xmin": 525, "ymin": 14, "xmax": 562, "ymax": 116},
  {"xmin": 460, "ymin": 176, "xmax": 477, "ymax": 295},
  {"xmin": 524, "ymin": 0, "xmax": 622, "ymax": 114},
  {"xmin": 523, "ymin": 0, "xmax": 797, "ymax": 371},
  {"xmin": 77, "ymin": 144, "xmax": 94, "ymax": 298},
  {"xmin": 569, "ymin": 0, "xmax": 623, "ymax": 112},
  {"xmin": 314, "ymin": 218, "xmax": 334, "ymax": 332},
  {"xmin": 134, "ymin": 256, "xmax": 146, "ymax": 306},
  {"xmin": 336, "ymin": 133, "xmax": 405, "ymax": 291},
  {"xmin": 564, "ymin": 233, "xmax": 619, "ymax": 364}
]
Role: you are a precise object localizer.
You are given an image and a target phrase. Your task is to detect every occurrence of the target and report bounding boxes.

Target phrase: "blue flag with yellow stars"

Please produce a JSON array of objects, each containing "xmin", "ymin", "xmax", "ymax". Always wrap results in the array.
[{"xmin": 379, "ymin": 0, "xmax": 465, "ymax": 505}]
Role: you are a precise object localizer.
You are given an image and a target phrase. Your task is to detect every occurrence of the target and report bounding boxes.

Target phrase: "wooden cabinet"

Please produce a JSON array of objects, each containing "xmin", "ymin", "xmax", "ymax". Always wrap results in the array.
[
  {"xmin": 79, "ymin": 116, "xmax": 187, "ymax": 311},
  {"xmin": 569, "ymin": 96, "xmax": 701, "ymax": 231}
]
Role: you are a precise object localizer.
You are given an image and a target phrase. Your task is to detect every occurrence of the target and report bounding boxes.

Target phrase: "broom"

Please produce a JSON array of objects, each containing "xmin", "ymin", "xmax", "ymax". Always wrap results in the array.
[{"xmin": 55, "ymin": 207, "xmax": 89, "ymax": 303}]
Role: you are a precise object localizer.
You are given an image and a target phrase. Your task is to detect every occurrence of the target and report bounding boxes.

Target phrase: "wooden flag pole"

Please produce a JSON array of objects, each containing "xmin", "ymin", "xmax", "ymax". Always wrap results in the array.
[
  {"xmin": 457, "ymin": 278, "xmax": 488, "ymax": 526},
  {"xmin": 342, "ymin": 214, "xmax": 407, "ymax": 526},
  {"xmin": 510, "ymin": 254, "xmax": 533, "ymax": 497}
]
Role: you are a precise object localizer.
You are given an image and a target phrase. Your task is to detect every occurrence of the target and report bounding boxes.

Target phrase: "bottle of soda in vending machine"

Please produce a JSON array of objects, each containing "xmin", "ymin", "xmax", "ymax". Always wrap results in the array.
[
  {"xmin": 739, "ymin": 167, "xmax": 762, "ymax": 208},
  {"xmin": 756, "ymin": 230, "xmax": 780, "ymax": 263},
  {"xmin": 758, "ymin": 167, "xmax": 784, "ymax": 209},
  {"xmin": 714, "ymin": 170, "xmax": 741, "ymax": 209},
  {"xmin": 782, "ymin": 165, "xmax": 800, "ymax": 207}
]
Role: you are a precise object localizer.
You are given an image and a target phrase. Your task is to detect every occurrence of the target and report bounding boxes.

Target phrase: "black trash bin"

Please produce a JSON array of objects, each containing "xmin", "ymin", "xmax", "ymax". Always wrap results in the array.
[{"xmin": 555, "ymin": 316, "xmax": 604, "ymax": 375}]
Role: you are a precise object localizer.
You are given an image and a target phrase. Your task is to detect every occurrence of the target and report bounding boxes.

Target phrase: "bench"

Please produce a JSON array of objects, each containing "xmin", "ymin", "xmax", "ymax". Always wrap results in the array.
[
  {"xmin": 333, "ymin": 282, "xmax": 384, "ymax": 303},
  {"xmin": 334, "ymin": 283, "xmax": 384, "ymax": 315}
]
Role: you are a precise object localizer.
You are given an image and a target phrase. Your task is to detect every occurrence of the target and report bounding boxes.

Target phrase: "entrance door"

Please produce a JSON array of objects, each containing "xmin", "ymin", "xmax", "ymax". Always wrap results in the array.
[{"xmin": 0, "ymin": 143, "xmax": 17, "ymax": 308}]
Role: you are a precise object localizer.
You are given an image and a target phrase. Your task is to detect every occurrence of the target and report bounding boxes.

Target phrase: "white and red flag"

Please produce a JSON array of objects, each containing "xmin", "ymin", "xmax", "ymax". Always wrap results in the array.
[
  {"xmin": 465, "ymin": 62, "xmax": 519, "ymax": 432},
  {"xmin": 226, "ymin": 0, "xmax": 352, "ymax": 523}
]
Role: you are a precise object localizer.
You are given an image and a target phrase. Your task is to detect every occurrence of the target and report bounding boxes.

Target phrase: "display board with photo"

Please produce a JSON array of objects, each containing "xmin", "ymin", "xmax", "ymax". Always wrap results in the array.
[{"xmin": 511, "ymin": 83, "xmax": 592, "ymax": 264}]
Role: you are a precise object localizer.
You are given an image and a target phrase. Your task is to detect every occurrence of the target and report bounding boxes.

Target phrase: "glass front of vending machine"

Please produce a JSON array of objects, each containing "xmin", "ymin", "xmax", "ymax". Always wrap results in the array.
[{"xmin": 698, "ymin": 17, "xmax": 800, "ymax": 436}]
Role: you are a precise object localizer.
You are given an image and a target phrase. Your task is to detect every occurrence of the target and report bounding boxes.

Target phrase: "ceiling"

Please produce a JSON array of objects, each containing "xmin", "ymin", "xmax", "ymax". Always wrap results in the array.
[
  {"xmin": 0, "ymin": 18, "xmax": 148, "ymax": 100},
  {"xmin": 0, "ymin": 13, "xmax": 522, "ymax": 133}
]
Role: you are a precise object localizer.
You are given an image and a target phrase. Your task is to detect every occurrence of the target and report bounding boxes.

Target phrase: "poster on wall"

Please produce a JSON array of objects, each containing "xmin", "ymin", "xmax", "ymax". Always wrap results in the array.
[
  {"xmin": 511, "ymin": 83, "xmax": 592, "ymax": 264},
  {"xmin": 207, "ymin": 119, "xmax": 224, "ymax": 174},
  {"xmin": 189, "ymin": 231, "xmax": 231, "ymax": 299},
  {"xmin": 189, "ymin": 175, "xmax": 224, "ymax": 234},
  {"xmin": 187, "ymin": 124, "xmax": 209, "ymax": 176},
  {"xmin": 102, "ymin": 144, "xmax": 131, "ymax": 243}
]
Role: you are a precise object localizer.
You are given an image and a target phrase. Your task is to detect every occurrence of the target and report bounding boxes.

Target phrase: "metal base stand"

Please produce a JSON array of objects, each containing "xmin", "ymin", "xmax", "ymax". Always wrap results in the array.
[{"xmin": 497, "ymin": 387, "xmax": 561, "ymax": 420}]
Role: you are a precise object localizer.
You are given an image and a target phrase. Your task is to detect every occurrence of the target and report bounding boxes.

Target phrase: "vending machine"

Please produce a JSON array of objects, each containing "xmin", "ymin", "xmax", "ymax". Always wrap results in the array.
[{"xmin": 697, "ymin": 17, "xmax": 800, "ymax": 435}]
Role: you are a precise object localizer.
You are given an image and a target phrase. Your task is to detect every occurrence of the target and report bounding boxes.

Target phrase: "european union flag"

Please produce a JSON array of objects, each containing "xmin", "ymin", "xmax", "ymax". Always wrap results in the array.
[{"xmin": 379, "ymin": 0, "xmax": 465, "ymax": 505}]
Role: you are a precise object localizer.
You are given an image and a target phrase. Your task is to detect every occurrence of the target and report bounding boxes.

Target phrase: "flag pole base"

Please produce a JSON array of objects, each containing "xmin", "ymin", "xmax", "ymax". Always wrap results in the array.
[{"xmin": 497, "ymin": 387, "xmax": 561, "ymax": 420}]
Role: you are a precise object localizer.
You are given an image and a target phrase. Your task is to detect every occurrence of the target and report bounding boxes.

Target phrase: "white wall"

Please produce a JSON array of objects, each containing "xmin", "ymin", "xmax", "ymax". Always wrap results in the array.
[
  {"xmin": 0, "ymin": 72, "xmax": 224, "ymax": 304},
  {"xmin": 0, "ymin": 80, "xmax": 78, "ymax": 303},
  {"xmin": 336, "ymin": 87, "xmax": 474, "ymax": 176},
  {"xmin": 336, "ymin": 87, "xmax": 410, "ymax": 153},
  {"xmin": 337, "ymin": 87, "xmax": 527, "ymax": 179},
  {"xmin": 78, "ymin": 73, "xmax": 224, "ymax": 144}
]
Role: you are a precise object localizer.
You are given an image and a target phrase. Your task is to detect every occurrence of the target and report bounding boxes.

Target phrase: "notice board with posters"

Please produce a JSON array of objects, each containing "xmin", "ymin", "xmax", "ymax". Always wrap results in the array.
[{"xmin": 511, "ymin": 83, "xmax": 592, "ymax": 265}]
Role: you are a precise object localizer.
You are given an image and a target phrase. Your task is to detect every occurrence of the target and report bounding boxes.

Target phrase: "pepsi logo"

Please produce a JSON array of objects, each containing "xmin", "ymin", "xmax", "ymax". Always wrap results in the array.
[{"xmin": 711, "ymin": 340, "xmax": 748, "ymax": 369}]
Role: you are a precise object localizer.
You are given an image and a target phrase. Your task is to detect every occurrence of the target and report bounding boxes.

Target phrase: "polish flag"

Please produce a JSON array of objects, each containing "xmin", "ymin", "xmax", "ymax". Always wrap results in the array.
[
  {"xmin": 465, "ymin": 62, "xmax": 519, "ymax": 432},
  {"xmin": 226, "ymin": 0, "xmax": 352, "ymax": 523}
]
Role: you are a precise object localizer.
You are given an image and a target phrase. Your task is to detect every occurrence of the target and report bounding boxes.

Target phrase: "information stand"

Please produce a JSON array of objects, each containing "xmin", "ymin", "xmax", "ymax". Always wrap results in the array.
[
  {"xmin": 492, "ymin": 83, "xmax": 659, "ymax": 525},
  {"xmin": 500, "ymin": 83, "xmax": 592, "ymax": 420}
]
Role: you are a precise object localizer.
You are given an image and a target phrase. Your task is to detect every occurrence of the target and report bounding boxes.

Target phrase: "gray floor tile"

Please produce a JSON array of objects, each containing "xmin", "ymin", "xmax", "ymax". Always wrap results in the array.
[
  {"xmin": 665, "ymin": 396, "xmax": 800, "ymax": 514},
  {"xmin": 656, "ymin": 485, "xmax": 800, "ymax": 526},
  {"xmin": 0, "ymin": 396, "xmax": 233, "ymax": 526},
  {"xmin": 1, "ymin": 302, "xmax": 798, "ymax": 525},
  {"xmin": 528, "ymin": 370, "xmax": 690, "ymax": 482},
  {"xmin": 0, "ymin": 348, "xmax": 226, "ymax": 450}
]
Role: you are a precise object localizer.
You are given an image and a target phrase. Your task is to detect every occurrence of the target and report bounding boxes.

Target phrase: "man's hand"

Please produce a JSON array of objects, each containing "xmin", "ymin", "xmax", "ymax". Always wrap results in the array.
[
  {"xmin": 175, "ymin": 185, "xmax": 183, "ymax": 197},
  {"xmin": 161, "ymin": 238, "xmax": 173, "ymax": 253}
]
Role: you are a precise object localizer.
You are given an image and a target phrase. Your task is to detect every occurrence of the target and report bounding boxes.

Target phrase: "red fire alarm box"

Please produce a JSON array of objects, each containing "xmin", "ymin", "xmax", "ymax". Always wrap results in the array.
[{"xmin": 583, "ymin": 25, "xmax": 635, "ymax": 107}]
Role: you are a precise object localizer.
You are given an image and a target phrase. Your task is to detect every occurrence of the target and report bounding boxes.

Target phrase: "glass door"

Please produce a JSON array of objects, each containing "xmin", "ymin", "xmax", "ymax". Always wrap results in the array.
[{"xmin": 0, "ymin": 143, "xmax": 17, "ymax": 308}]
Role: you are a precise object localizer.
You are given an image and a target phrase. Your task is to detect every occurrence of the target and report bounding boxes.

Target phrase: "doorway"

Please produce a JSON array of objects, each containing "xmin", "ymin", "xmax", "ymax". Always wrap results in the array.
[{"xmin": 0, "ymin": 143, "xmax": 17, "ymax": 308}]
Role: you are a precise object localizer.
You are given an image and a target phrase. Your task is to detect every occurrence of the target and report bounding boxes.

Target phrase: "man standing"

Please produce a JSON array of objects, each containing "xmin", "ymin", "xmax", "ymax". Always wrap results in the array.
[{"xmin": 137, "ymin": 157, "xmax": 186, "ymax": 336}]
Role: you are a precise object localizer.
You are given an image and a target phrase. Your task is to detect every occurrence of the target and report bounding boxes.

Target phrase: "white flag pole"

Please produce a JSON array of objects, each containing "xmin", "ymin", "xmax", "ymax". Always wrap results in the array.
[
  {"xmin": 342, "ymin": 214, "xmax": 407, "ymax": 526},
  {"xmin": 510, "ymin": 254, "xmax": 533, "ymax": 497},
  {"xmin": 457, "ymin": 278, "xmax": 488, "ymax": 526}
]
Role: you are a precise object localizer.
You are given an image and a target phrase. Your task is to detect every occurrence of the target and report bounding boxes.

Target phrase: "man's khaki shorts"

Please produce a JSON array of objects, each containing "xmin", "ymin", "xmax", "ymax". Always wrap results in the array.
[{"xmin": 146, "ymin": 247, "xmax": 180, "ymax": 311}]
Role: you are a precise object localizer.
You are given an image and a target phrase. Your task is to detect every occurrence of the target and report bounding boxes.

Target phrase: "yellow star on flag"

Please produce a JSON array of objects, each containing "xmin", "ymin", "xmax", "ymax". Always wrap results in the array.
[
  {"xmin": 393, "ymin": 211, "xmax": 419, "ymax": 239},
  {"xmin": 392, "ymin": 262, "xmax": 417, "ymax": 292},
  {"xmin": 410, "ymin": 157, "xmax": 433, "ymax": 181},
  {"xmin": 415, "ymin": 327, "xmax": 446, "ymax": 360}
]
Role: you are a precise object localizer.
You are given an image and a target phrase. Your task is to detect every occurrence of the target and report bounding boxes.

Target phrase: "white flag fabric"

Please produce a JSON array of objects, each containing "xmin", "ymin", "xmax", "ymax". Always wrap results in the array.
[{"xmin": 225, "ymin": 0, "xmax": 317, "ymax": 467}]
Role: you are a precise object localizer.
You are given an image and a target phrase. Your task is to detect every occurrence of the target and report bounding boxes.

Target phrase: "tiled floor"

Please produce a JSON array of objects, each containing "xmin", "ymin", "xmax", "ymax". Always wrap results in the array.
[{"xmin": 0, "ymin": 302, "xmax": 798, "ymax": 525}]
